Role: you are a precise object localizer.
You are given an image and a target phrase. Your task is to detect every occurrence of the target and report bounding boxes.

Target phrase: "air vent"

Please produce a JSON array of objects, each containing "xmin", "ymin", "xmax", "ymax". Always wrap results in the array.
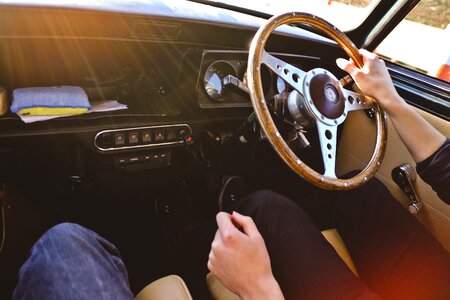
[{"xmin": 131, "ymin": 21, "xmax": 181, "ymax": 40}]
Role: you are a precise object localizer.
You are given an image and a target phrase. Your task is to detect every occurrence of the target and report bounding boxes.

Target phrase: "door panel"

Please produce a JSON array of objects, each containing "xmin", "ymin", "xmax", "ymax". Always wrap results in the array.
[{"xmin": 337, "ymin": 107, "xmax": 450, "ymax": 251}]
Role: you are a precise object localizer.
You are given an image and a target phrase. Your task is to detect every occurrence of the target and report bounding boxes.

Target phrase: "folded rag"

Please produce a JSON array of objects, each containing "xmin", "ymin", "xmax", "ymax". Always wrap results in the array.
[{"xmin": 11, "ymin": 86, "xmax": 91, "ymax": 116}]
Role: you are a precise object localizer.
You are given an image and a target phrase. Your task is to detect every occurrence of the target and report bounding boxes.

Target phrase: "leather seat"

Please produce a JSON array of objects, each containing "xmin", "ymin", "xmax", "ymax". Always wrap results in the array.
[
  {"xmin": 135, "ymin": 229, "xmax": 356, "ymax": 300},
  {"xmin": 135, "ymin": 275, "xmax": 193, "ymax": 300},
  {"xmin": 321, "ymin": 228, "xmax": 358, "ymax": 276},
  {"xmin": 206, "ymin": 229, "xmax": 358, "ymax": 300}
]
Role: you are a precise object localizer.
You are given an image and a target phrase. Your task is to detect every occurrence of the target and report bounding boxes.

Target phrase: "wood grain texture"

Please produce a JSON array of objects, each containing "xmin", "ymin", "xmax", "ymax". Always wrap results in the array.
[{"xmin": 247, "ymin": 12, "xmax": 387, "ymax": 190}]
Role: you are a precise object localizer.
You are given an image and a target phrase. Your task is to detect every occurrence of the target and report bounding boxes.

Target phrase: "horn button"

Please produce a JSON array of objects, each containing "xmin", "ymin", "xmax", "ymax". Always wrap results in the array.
[{"xmin": 308, "ymin": 73, "xmax": 345, "ymax": 120}]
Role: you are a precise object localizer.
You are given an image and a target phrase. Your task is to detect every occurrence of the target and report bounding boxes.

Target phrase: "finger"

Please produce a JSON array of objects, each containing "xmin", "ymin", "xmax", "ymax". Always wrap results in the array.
[
  {"xmin": 216, "ymin": 212, "xmax": 240, "ymax": 241},
  {"xmin": 359, "ymin": 49, "xmax": 377, "ymax": 62},
  {"xmin": 207, "ymin": 259, "xmax": 213, "ymax": 272},
  {"xmin": 216, "ymin": 212, "xmax": 233, "ymax": 230},
  {"xmin": 336, "ymin": 58, "xmax": 358, "ymax": 78},
  {"xmin": 210, "ymin": 230, "xmax": 222, "ymax": 254},
  {"xmin": 231, "ymin": 211, "xmax": 261, "ymax": 239},
  {"xmin": 207, "ymin": 250, "xmax": 215, "ymax": 271}
]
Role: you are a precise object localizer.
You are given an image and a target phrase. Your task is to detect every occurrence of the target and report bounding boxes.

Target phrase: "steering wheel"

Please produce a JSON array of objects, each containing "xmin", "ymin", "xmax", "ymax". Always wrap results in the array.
[{"xmin": 247, "ymin": 12, "xmax": 387, "ymax": 190}]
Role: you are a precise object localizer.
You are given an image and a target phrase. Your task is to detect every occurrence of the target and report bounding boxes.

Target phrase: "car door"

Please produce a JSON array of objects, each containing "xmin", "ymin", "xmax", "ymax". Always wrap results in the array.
[{"xmin": 336, "ymin": 0, "xmax": 450, "ymax": 250}]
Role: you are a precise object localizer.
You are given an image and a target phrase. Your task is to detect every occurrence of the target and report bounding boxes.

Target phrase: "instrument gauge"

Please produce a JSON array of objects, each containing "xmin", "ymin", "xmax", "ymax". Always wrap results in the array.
[
  {"xmin": 276, "ymin": 76, "xmax": 292, "ymax": 94},
  {"xmin": 203, "ymin": 61, "xmax": 237, "ymax": 101},
  {"xmin": 243, "ymin": 65, "xmax": 272, "ymax": 95}
]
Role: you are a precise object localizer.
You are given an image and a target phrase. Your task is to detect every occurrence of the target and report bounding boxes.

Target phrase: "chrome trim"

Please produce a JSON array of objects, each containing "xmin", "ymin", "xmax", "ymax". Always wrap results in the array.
[
  {"xmin": 287, "ymin": 90, "xmax": 313, "ymax": 127},
  {"xmin": 199, "ymin": 102, "xmax": 251, "ymax": 108},
  {"xmin": 388, "ymin": 67, "xmax": 450, "ymax": 93},
  {"xmin": 316, "ymin": 121, "xmax": 338, "ymax": 179},
  {"xmin": 94, "ymin": 124, "xmax": 192, "ymax": 152},
  {"xmin": 363, "ymin": 0, "xmax": 408, "ymax": 47},
  {"xmin": 262, "ymin": 50, "xmax": 307, "ymax": 94}
]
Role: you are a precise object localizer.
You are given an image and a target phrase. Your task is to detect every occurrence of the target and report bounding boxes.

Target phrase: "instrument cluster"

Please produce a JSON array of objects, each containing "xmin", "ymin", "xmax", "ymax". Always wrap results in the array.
[{"xmin": 197, "ymin": 50, "xmax": 320, "ymax": 108}]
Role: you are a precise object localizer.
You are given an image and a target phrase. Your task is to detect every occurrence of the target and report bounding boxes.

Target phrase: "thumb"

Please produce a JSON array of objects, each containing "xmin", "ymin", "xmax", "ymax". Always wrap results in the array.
[
  {"xmin": 336, "ymin": 58, "xmax": 358, "ymax": 78},
  {"xmin": 231, "ymin": 211, "xmax": 260, "ymax": 238}
]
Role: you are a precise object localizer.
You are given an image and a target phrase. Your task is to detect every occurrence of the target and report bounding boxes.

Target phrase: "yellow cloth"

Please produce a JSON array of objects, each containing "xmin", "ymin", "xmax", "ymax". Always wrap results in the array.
[{"xmin": 17, "ymin": 107, "xmax": 88, "ymax": 116}]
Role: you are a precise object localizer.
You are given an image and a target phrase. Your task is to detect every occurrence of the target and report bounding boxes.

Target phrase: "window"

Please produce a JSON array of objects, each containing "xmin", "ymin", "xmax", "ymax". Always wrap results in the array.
[
  {"xmin": 376, "ymin": 0, "xmax": 449, "ymax": 82},
  {"xmin": 208, "ymin": 0, "xmax": 379, "ymax": 31}
]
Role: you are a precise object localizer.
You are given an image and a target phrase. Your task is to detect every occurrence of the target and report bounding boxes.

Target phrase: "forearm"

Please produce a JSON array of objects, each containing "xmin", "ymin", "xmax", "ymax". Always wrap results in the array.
[
  {"xmin": 385, "ymin": 94, "xmax": 446, "ymax": 163},
  {"xmin": 240, "ymin": 276, "xmax": 284, "ymax": 300}
]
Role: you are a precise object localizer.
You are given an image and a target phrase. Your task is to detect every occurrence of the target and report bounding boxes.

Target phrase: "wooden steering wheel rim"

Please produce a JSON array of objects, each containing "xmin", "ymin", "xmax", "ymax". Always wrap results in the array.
[{"xmin": 247, "ymin": 12, "xmax": 387, "ymax": 190}]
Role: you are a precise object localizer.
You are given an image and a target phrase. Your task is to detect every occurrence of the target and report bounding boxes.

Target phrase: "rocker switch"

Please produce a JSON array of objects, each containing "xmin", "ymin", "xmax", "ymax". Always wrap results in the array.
[{"xmin": 391, "ymin": 164, "xmax": 423, "ymax": 214}]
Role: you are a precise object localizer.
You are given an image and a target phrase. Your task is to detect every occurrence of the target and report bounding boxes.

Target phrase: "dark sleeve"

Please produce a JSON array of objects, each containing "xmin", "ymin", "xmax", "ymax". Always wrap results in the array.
[{"xmin": 416, "ymin": 139, "xmax": 450, "ymax": 204}]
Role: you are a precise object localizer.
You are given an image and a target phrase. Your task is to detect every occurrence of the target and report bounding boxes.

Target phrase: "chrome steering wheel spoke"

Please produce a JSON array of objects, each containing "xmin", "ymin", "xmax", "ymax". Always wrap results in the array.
[
  {"xmin": 342, "ymin": 88, "xmax": 376, "ymax": 112},
  {"xmin": 316, "ymin": 121, "xmax": 338, "ymax": 179},
  {"xmin": 262, "ymin": 50, "xmax": 307, "ymax": 93}
]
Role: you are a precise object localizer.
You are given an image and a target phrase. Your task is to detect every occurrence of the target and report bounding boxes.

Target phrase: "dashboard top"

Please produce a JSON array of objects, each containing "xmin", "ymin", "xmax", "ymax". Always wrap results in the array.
[{"xmin": 0, "ymin": 0, "xmax": 332, "ymax": 45}]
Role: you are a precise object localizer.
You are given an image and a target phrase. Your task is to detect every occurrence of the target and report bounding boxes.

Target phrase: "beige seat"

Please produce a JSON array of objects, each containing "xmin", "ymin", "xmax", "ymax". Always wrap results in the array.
[
  {"xmin": 206, "ymin": 229, "xmax": 358, "ymax": 300},
  {"xmin": 321, "ymin": 228, "xmax": 358, "ymax": 276},
  {"xmin": 135, "ymin": 229, "xmax": 356, "ymax": 300},
  {"xmin": 135, "ymin": 275, "xmax": 193, "ymax": 300}
]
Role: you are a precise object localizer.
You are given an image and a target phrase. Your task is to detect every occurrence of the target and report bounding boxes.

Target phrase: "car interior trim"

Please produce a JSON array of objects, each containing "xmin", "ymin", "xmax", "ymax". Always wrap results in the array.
[
  {"xmin": 387, "ymin": 65, "xmax": 450, "ymax": 121},
  {"xmin": 94, "ymin": 124, "xmax": 192, "ymax": 152}
]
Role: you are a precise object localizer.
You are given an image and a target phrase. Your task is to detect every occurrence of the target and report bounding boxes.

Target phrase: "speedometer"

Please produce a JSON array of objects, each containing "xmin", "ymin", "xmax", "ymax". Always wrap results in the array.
[{"xmin": 203, "ymin": 61, "xmax": 237, "ymax": 101}]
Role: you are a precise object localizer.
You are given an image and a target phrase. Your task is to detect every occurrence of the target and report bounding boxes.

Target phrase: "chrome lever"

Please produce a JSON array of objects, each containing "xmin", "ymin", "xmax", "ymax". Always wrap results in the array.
[
  {"xmin": 391, "ymin": 164, "xmax": 423, "ymax": 214},
  {"xmin": 223, "ymin": 75, "xmax": 249, "ymax": 94}
]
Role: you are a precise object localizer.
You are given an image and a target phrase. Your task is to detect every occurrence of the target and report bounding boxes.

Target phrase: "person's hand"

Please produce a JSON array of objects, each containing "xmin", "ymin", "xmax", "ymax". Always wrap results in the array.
[
  {"xmin": 336, "ymin": 49, "xmax": 404, "ymax": 114},
  {"xmin": 337, "ymin": 49, "xmax": 446, "ymax": 163},
  {"xmin": 208, "ymin": 211, "xmax": 284, "ymax": 300}
]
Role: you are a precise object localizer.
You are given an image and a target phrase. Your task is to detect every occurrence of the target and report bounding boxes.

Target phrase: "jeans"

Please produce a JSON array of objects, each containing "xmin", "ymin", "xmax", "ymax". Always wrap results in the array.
[
  {"xmin": 12, "ymin": 223, "xmax": 134, "ymax": 300},
  {"xmin": 12, "ymin": 178, "xmax": 450, "ymax": 300},
  {"xmin": 233, "ymin": 178, "xmax": 450, "ymax": 300}
]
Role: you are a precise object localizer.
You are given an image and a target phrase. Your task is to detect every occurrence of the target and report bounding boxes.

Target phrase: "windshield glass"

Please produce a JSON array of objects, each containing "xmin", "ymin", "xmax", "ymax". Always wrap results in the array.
[{"xmin": 207, "ymin": 0, "xmax": 379, "ymax": 31}]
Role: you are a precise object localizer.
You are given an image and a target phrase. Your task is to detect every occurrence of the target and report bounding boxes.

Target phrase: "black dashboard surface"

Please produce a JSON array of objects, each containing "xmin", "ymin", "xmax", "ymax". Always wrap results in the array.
[{"xmin": 0, "ymin": 1, "xmax": 347, "ymax": 138}]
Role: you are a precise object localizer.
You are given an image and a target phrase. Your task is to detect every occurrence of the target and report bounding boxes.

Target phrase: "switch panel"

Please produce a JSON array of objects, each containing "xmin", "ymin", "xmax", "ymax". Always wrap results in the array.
[
  {"xmin": 95, "ymin": 124, "xmax": 192, "ymax": 151},
  {"xmin": 114, "ymin": 151, "xmax": 171, "ymax": 172}
]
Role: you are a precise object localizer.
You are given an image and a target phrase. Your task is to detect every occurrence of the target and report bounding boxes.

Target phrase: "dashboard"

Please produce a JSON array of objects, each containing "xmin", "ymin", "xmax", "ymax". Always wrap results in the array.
[
  {"xmin": 196, "ymin": 50, "xmax": 321, "ymax": 109},
  {"xmin": 0, "ymin": 2, "xmax": 340, "ymax": 181},
  {"xmin": 0, "ymin": 3, "xmax": 340, "ymax": 129}
]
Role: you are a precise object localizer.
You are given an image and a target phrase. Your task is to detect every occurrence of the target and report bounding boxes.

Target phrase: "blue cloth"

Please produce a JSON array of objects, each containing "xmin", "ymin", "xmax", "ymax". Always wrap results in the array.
[
  {"xmin": 10, "ymin": 86, "xmax": 91, "ymax": 113},
  {"xmin": 12, "ymin": 223, "xmax": 134, "ymax": 300}
]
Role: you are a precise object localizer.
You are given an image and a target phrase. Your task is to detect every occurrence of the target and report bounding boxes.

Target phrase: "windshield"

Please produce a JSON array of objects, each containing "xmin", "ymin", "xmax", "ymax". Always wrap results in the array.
[{"xmin": 206, "ymin": 0, "xmax": 379, "ymax": 31}]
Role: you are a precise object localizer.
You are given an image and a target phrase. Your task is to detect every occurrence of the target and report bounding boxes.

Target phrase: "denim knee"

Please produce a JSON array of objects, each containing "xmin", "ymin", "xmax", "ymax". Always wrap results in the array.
[
  {"xmin": 14, "ymin": 225, "xmax": 132, "ymax": 300},
  {"xmin": 39, "ymin": 222, "xmax": 96, "ymax": 245}
]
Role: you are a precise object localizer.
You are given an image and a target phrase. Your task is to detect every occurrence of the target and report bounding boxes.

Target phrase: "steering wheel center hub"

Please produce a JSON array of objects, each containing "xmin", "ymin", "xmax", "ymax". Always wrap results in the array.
[
  {"xmin": 324, "ymin": 84, "xmax": 339, "ymax": 103},
  {"xmin": 302, "ymin": 68, "xmax": 346, "ymax": 126}
]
